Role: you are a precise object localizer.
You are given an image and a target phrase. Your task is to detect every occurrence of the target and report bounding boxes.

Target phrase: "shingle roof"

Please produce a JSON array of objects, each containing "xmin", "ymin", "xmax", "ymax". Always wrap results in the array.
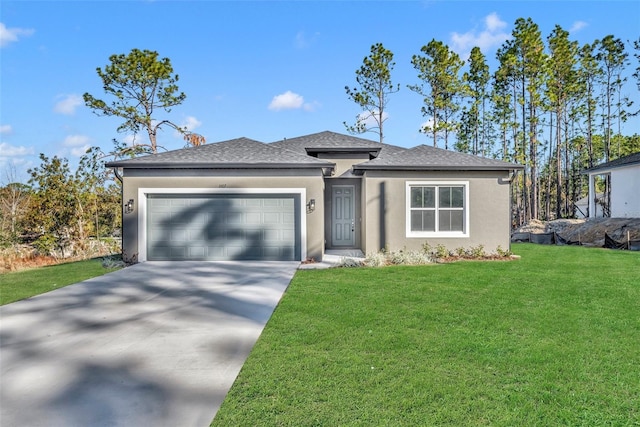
[
  {"xmin": 353, "ymin": 144, "xmax": 523, "ymax": 172},
  {"xmin": 105, "ymin": 137, "xmax": 334, "ymax": 169},
  {"xmin": 104, "ymin": 131, "xmax": 523, "ymax": 172},
  {"xmin": 583, "ymin": 151, "xmax": 640, "ymax": 174},
  {"xmin": 270, "ymin": 130, "xmax": 407, "ymax": 157}
]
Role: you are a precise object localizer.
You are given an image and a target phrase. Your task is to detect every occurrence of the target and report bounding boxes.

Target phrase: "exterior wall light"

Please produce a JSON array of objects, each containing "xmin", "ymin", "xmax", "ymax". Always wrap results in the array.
[
  {"xmin": 307, "ymin": 199, "xmax": 316, "ymax": 213},
  {"xmin": 125, "ymin": 199, "xmax": 135, "ymax": 214}
]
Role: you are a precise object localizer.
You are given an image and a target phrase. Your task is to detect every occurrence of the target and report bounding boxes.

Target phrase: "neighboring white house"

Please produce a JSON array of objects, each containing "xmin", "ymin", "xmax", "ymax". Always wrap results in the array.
[
  {"xmin": 583, "ymin": 152, "xmax": 640, "ymax": 219},
  {"xmin": 574, "ymin": 194, "xmax": 602, "ymax": 218}
]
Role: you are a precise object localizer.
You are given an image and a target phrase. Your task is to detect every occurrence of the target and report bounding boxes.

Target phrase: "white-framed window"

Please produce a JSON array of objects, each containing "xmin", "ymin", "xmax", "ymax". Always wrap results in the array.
[{"xmin": 406, "ymin": 181, "xmax": 469, "ymax": 238}]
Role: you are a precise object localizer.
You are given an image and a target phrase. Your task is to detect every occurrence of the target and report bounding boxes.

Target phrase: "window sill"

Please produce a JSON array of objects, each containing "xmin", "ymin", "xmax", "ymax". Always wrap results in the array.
[{"xmin": 407, "ymin": 231, "xmax": 469, "ymax": 238}]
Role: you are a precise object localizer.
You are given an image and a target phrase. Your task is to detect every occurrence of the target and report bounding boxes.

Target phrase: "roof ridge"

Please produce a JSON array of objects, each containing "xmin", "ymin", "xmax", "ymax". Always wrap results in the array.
[
  {"xmin": 355, "ymin": 144, "xmax": 523, "ymax": 171},
  {"xmin": 105, "ymin": 136, "xmax": 335, "ymax": 168}
]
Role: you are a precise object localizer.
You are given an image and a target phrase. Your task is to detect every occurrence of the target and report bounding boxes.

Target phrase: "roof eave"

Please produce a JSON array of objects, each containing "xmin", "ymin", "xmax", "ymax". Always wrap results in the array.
[
  {"xmin": 304, "ymin": 147, "xmax": 381, "ymax": 155},
  {"xmin": 582, "ymin": 162, "xmax": 640, "ymax": 174},
  {"xmin": 105, "ymin": 162, "xmax": 334, "ymax": 169},
  {"xmin": 353, "ymin": 164, "xmax": 524, "ymax": 172}
]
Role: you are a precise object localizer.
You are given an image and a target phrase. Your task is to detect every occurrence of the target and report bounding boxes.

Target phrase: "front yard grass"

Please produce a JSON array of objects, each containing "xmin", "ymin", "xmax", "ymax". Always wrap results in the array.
[
  {"xmin": 213, "ymin": 244, "xmax": 640, "ymax": 426},
  {"xmin": 0, "ymin": 258, "xmax": 121, "ymax": 305}
]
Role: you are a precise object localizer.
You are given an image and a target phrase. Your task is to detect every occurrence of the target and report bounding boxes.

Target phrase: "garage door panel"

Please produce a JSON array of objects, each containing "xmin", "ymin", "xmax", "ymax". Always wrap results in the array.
[
  {"xmin": 263, "ymin": 212, "xmax": 281, "ymax": 224},
  {"xmin": 147, "ymin": 194, "xmax": 300, "ymax": 261},
  {"xmin": 263, "ymin": 229, "xmax": 279, "ymax": 241},
  {"xmin": 188, "ymin": 246, "xmax": 206, "ymax": 258},
  {"xmin": 282, "ymin": 229, "xmax": 296, "ymax": 241},
  {"xmin": 245, "ymin": 199, "xmax": 263, "ymax": 208},
  {"xmin": 226, "ymin": 214, "xmax": 244, "ymax": 225},
  {"xmin": 206, "ymin": 227, "xmax": 227, "ymax": 240},
  {"xmin": 206, "ymin": 245, "xmax": 225, "ymax": 258},
  {"xmin": 245, "ymin": 212, "xmax": 262, "ymax": 224},
  {"xmin": 283, "ymin": 212, "xmax": 295, "ymax": 224},
  {"xmin": 170, "ymin": 247, "xmax": 188, "ymax": 259},
  {"xmin": 170, "ymin": 229, "xmax": 189, "ymax": 242},
  {"xmin": 151, "ymin": 246, "xmax": 171, "ymax": 259}
]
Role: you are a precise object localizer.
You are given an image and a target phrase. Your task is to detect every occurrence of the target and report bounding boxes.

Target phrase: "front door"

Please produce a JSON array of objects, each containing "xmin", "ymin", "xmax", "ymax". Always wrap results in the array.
[{"xmin": 331, "ymin": 185, "xmax": 355, "ymax": 247}]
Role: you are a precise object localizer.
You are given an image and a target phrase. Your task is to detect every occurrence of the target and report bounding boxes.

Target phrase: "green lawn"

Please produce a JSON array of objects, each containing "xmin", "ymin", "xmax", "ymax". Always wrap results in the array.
[
  {"xmin": 213, "ymin": 244, "xmax": 640, "ymax": 426},
  {"xmin": 0, "ymin": 258, "xmax": 121, "ymax": 305}
]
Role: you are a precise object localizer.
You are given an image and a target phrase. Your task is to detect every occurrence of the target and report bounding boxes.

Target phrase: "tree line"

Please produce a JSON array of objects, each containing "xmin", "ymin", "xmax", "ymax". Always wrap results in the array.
[
  {"xmin": 1, "ymin": 148, "xmax": 120, "ymax": 258},
  {"xmin": 345, "ymin": 18, "xmax": 640, "ymax": 225},
  {"xmin": 1, "ymin": 49, "xmax": 195, "ymax": 258},
  {"xmin": 2, "ymin": 19, "xmax": 640, "ymax": 258}
]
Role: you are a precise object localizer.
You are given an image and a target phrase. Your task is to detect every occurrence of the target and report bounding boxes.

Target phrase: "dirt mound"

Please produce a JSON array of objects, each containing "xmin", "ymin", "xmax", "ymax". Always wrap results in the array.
[{"xmin": 514, "ymin": 218, "xmax": 640, "ymax": 247}]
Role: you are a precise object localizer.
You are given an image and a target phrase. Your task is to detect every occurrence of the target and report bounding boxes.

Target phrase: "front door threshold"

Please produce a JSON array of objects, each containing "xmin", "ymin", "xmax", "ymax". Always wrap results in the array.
[
  {"xmin": 299, "ymin": 249, "xmax": 365, "ymax": 270},
  {"xmin": 324, "ymin": 249, "xmax": 365, "ymax": 262}
]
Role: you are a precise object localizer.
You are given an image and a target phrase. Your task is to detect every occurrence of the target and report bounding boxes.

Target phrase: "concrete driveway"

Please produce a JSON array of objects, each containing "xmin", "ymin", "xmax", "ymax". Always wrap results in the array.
[{"xmin": 0, "ymin": 261, "xmax": 299, "ymax": 427}]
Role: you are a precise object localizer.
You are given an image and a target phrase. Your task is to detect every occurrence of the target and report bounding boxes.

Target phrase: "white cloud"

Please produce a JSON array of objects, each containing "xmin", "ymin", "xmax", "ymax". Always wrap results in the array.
[
  {"xmin": 173, "ymin": 116, "xmax": 203, "ymax": 139},
  {"xmin": 450, "ymin": 12, "xmax": 511, "ymax": 59},
  {"xmin": 63, "ymin": 134, "xmax": 91, "ymax": 147},
  {"xmin": 303, "ymin": 100, "xmax": 321, "ymax": 112},
  {"xmin": 570, "ymin": 21, "xmax": 588, "ymax": 33},
  {"xmin": 70, "ymin": 146, "xmax": 91, "ymax": 157},
  {"xmin": 357, "ymin": 111, "xmax": 389, "ymax": 129},
  {"xmin": 421, "ymin": 118, "xmax": 435, "ymax": 133},
  {"xmin": 0, "ymin": 22, "xmax": 35, "ymax": 48},
  {"xmin": 63, "ymin": 134, "xmax": 91, "ymax": 156},
  {"xmin": 0, "ymin": 124, "xmax": 12, "ymax": 135},
  {"xmin": 123, "ymin": 134, "xmax": 138, "ymax": 146},
  {"xmin": 0, "ymin": 142, "xmax": 33, "ymax": 157},
  {"xmin": 182, "ymin": 116, "xmax": 202, "ymax": 131},
  {"xmin": 485, "ymin": 12, "xmax": 507, "ymax": 32},
  {"xmin": 268, "ymin": 91, "xmax": 304, "ymax": 111},
  {"xmin": 0, "ymin": 156, "xmax": 32, "ymax": 177},
  {"xmin": 0, "ymin": 143, "xmax": 34, "ymax": 175},
  {"xmin": 268, "ymin": 91, "xmax": 318, "ymax": 112},
  {"xmin": 54, "ymin": 94, "xmax": 83, "ymax": 115},
  {"xmin": 295, "ymin": 31, "xmax": 319, "ymax": 49}
]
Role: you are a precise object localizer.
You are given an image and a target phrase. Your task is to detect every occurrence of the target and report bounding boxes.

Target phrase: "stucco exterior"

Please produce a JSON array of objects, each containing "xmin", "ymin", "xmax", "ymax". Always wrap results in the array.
[
  {"xmin": 360, "ymin": 170, "xmax": 513, "ymax": 254},
  {"xmin": 610, "ymin": 165, "xmax": 640, "ymax": 218},
  {"xmin": 108, "ymin": 131, "xmax": 522, "ymax": 262},
  {"xmin": 120, "ymin": 168, "xmax": 326, "ymax": 262}
]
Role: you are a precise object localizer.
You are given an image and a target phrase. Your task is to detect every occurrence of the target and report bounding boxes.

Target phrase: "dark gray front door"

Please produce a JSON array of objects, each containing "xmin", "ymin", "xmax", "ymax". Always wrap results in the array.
[
  {"xmin": 147, "ymin": 194, "xmax": 300, "ymax": 261},
  {"xmin": 331, "ymin": 185, "xmax": 355, "ymax": 247}
]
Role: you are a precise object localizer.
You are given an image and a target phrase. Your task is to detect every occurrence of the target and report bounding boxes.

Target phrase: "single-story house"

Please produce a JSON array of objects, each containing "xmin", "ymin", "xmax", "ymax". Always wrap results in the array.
[
  {"xmin": 106, "ymin": 131, "xmax": 523, "ymax": 262},
  {"xmin": 583, "ymin": 152, "xmax": 640, "ymax": 219}
]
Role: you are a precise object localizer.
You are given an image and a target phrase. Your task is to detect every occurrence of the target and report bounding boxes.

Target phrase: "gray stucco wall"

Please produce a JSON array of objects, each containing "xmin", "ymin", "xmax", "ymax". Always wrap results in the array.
[
  {"xmin": 120, "ymin": 168, "xmax": 326, "ymax": 262},
  {"xmin": 318, "ymin": 153, "xmax": 370, "ymax": 176},
  {"xmin": 361, "ymin": 170, "xmax": 513, "ymax": 255}
]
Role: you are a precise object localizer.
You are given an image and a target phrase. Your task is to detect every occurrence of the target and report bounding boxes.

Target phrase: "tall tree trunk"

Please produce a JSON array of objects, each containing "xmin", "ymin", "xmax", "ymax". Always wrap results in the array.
[
  {"xmin": 555, "ymin": 107, "xmax": 563, "ymax": 219},
  {"xmin": 587, "ymin": 93, "xmax": 594, "ymax": 168},
  {"xmin": 546, "ymin": 111, "xmax": 553, "ymax": 220},
  {"xmin": 563, "ymin": 110, "xmax": 570, "ymax": 216},
  {"xmin": 522, "ymin": 78, "xmax": 530, "ymax": 223},
  {"xmin": 529, "ymin": 102, "xmax": 538, "ymax": 220}
]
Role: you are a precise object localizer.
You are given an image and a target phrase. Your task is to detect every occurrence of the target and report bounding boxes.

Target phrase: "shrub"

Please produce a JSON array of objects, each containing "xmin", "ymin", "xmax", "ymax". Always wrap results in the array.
[
  {"xmin": 338, "ymin": 256, "xmax": 364, "ymax": 268},
  {"xmin": 434, "ymin": 244, "xmax": 450, "ymax": 259},
  {"xmin": 364, "ymin": 251, "xmax": 388, "ymax": 267},
  {"xmin": 101, "ymin": 254, "xmax": 127, "ymax": 269},
  {"xmin": 33, "ymin": 235, "xmax": 57, "ymax": 256},
  {"xmin": 468, "ymin": 244, "xmax": 486, "ymax": 258},
  {"xmin": 495, "ymin": 246, "xmax": 513, "ymax": 258},
  {"xmin": 364, "ymin": 249, "xmax": 432, "ymax": 267}
]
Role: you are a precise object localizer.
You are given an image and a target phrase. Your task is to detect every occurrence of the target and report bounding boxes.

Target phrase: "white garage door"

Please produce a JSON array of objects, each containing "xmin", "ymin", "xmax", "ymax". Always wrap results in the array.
[{"xmin": 146, "ymin": 194, "xmax": 300, "ymax": 261}]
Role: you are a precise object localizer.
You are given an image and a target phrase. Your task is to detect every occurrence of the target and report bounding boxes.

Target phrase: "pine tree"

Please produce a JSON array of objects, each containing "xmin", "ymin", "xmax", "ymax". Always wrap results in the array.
[
  {"xmin": 344, "ymin": 43, "xmax": 399, "ymax": 143},
  {"xmin": 409, "ymin": 39, "xmax": 465, "ymax": 149}
]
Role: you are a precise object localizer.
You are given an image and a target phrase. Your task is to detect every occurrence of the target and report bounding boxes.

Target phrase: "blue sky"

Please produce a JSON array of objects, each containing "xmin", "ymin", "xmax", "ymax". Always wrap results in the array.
[{"xmin": 2, "ymin": 0, "xmax": 639, "ymax": 182}]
